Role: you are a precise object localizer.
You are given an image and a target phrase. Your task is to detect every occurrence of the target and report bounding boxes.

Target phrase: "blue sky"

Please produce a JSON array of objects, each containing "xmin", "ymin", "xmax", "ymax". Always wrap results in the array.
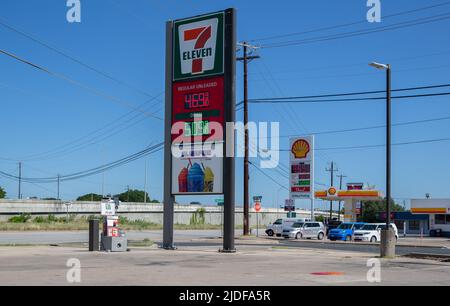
[{"xmin": 0, "ymin": 0, "xmax": 449, "ymax": 210}]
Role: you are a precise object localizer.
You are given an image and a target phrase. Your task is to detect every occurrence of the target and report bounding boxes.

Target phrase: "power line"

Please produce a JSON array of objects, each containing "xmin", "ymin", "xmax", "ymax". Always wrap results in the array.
[
  {"xmin": 242, "ymin": 91, "xmax": 450, "ymax": 106},
  {"xmin": 0, "ymin": 142, "xmax": 164, "ymax": 183},
  {"xmin": 0, "ymin": 49, "xmax": 163, "ymax": 120},
  {"xmin": 14, "ymin": 94, "xmax": 164, "ymax": 162},
  {"xmin": 235, "ymin": 83, "xmax": 450, "ymax": 111},
  {"xmin": 276, "ymin": 114, "xmax": 450, "ymax": 138},
  {"xmin": 0, "ymin": 17, "xmax": 158, "ymax": 99},
  {"xmin": 248, "ymin": 161, "xmax": 288, "ymax": 191},
  {"xmin": 277, "ymin": 136, "xmax": 450, "ymax": 152},
  {"xmin": 249, "ymin": 1, "xmax": 450, "ymax": 43},
  {"xmin": 247, "ymin": 83, "xmax": 450, "ymax": 102},
  {"xmin": 260, "ymin": 12, "xmax": 450, "ymax": 49},
  {"xmin": 249, "ymin": 63, "xmax": 450, "ymax": 83},
  {"xmin": 247, "ymin": 50, "xmax": 450, "ymax": 77}
]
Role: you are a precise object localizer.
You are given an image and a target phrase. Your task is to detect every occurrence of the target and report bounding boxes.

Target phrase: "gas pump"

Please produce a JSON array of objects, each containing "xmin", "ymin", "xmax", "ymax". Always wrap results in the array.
[{"xmin": 100, "ymin": 197, "xmax": 128, "ymax": 252}]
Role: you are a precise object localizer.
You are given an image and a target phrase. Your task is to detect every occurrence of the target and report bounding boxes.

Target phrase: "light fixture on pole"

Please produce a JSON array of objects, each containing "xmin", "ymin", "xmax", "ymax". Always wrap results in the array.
[{"xmin": 369, "ymin": 61, "xmax": 395, "ymax": 258}]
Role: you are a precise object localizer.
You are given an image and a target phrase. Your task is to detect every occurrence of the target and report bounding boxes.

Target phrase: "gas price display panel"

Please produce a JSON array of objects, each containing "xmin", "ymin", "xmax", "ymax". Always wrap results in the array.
[
  {"xmin": 171, "ymin": 76, "xmax": 224, "ymax": 195},
  {"xmin": 172, "ymin": 76, "xmax": 224, "ymax": 143}
]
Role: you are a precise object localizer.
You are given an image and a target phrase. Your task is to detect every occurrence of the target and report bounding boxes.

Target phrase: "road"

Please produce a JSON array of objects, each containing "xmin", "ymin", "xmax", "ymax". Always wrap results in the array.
[
  {"xmin": 0, "ymin": 230, "xmax": 230, "ymax": 245},
  {"xmin": 1, "ymin": 230, "xmax": 449, "ymax": 256}
]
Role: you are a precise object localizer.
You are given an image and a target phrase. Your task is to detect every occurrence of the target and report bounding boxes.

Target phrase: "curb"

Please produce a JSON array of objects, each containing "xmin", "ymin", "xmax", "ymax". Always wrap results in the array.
[{"xmin": 269, "ymin": 237, "xmax": 449, "ymax": 249}]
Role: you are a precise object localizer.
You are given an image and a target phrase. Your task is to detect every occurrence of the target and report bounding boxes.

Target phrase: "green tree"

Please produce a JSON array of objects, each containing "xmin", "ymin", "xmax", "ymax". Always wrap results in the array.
[
  {"xmin": 315, "ymin": 215, "xmax": 325, "ymax": 222},
  {"xmin": 0, "ymin": 186, "xmax": 6, "ymax": 199},
  {"xmin": 76, "ymin": 193, "xmax": 103, "ymax": 201},
  {"xmin": 360, "ymin": 199, "xmax": 405, "ymax": 223},
  {"xmin": 116, "ymin": 189, "xmax": 150, "ymax": 203}
]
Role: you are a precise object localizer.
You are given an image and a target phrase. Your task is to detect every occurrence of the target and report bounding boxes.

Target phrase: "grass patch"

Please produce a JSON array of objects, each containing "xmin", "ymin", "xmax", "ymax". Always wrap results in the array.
[{"xmin": 0, "ymin": 215, "xmax": 237, "ymax": 231}]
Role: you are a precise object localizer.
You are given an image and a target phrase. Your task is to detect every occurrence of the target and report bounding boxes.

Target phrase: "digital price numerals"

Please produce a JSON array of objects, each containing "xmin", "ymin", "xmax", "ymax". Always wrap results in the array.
[{"xmin": 184, "ymin": 92, "xmax": 210, "ymax": 109}]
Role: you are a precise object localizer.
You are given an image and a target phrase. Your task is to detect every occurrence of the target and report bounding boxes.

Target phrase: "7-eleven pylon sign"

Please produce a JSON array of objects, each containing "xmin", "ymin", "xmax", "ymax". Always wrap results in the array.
[{"xmin": 173, "ymin": 12, "xmax": 224, "ymax": 81}]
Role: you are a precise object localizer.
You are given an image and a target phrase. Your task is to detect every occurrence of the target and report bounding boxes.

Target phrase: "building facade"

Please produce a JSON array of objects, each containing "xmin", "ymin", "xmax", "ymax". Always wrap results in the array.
[{"xmin": 411, "ymin": 199, "xmax": 450, "ymax": 237}]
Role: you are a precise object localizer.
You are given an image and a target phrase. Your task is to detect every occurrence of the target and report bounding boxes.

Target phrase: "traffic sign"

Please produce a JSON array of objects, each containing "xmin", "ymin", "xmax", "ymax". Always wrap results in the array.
[
  {"xmin": 284, "ymin": 199, "xmax": 295, "ymax": 212},
  {"xmin": 253, "ymin": 196, "xmax": 262, "ymax": 202},
  {"xmin": 254, "ymin": 202, "xmax": 261, "ymax": 212}
]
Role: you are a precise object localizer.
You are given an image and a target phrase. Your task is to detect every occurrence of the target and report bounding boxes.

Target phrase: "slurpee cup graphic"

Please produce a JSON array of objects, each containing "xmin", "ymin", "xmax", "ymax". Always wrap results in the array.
[
  {"xmin": 203, "ymin": 165, "xmax": 214, "ymax": 192},
  {"xmin": 178, "ymin": 167, "xmax": 188, "ymax": 192},
  {"xmin": 187, "ymin": 163, "xmax": 204, "ymax": 192}
]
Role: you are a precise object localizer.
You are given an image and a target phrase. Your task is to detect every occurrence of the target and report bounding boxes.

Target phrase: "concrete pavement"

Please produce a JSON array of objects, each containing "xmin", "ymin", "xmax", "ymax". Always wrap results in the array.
[{"xmin": 0, "ymin": 244, "xmax": 449, "ymax": 286}]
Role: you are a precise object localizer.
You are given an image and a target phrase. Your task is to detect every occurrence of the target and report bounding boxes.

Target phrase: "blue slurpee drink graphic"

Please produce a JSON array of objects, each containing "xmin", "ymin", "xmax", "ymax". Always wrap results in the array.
[{"xmin": 187, "ymin": 163, "xmax": 204, "ymax": 192}]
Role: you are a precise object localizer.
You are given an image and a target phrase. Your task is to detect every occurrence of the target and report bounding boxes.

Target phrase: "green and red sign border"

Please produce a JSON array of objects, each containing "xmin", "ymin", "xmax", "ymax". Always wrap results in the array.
[{"xmin": 173, "ymin": 11, "xmax": 225, "ymax": 81}]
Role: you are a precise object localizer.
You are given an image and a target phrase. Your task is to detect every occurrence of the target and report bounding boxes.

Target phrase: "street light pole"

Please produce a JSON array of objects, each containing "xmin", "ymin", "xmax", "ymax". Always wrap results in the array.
[
  {"xmin": 369, "ymin": 62, "xmax": 395, "ymax": 258},
  {"xmin": 386, "ymin": 64, "xmax": 392, "ymax": 228}
]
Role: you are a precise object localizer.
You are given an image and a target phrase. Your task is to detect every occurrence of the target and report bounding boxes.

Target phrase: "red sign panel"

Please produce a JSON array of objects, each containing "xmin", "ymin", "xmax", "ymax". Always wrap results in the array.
[
  {"xmin": 172, "ymin": 76, "xmax": 224, "ymax": 143},
  {"xmin": 347, "ymin": 183, "xmax": 364, "ymax": 190},
  {"xmin": 291, "ymin": 186, "xmax": 311, "ymax": 193},
  {"xmin": 255, "ymin": 202, "xmax": 261, "ymax": 212}
]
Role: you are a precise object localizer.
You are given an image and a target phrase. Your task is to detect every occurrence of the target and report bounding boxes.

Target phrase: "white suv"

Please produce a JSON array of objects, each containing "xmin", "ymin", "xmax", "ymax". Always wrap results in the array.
[
  {"xmin": 283, "ymin": 221, "xmax": 326, "ymax": 240},
  {"xmin": 353, "ymin": 223, "xmax": 398, "ymax": 243},
  {"xmin": 266, "ymin": 218, "xmax": 310, "ymax": 237}
]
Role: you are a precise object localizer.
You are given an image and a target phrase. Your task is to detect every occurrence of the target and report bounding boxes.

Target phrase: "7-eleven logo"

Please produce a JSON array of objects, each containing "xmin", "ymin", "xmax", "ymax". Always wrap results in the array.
[{"xmin": 178, "ymin": 18, "xmax": 218, "ymax": 75}]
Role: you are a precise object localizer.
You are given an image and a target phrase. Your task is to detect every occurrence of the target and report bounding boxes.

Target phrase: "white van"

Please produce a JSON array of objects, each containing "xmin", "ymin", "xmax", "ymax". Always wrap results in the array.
[{"xmin": 266, "ymin": 218, "xmax": 311, "ymax": 237}]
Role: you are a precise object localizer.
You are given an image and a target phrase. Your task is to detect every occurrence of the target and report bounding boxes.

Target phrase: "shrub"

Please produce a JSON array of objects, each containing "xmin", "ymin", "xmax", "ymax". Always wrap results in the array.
[
  {"xmin": 46, "ymin": 215, "xmax": 58, "ymax": 222},
  {"xmin": 33, "ymin": 216, "xmax": 48, "ymax": 223},
  {"xmin": 8, "ymin": 214, "xmax": 32, "ymax": 223},
  {"xmin": 190, "ymin": 208, "xmax": 206, "ymax": 225}
]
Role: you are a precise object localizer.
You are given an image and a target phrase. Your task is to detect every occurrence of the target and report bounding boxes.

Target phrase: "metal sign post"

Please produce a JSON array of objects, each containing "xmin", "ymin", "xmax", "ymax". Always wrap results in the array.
[
  {"xmin": 222, "ymin": 8, "xmax": 236, "ymax": 252},
  {"xmin": 163, "ymin": 20, "xmax": 176, "ymax": 250}
]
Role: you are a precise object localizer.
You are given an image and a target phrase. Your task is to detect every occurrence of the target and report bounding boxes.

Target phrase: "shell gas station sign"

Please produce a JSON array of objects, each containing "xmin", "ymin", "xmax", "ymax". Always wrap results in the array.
[
  {"xmin": 289, "ymin": 136, "xmax": 314, "ymax": 200},
  {"xmin": 315, "ymin": 188, "xmax": 383, "ymax": 222}
]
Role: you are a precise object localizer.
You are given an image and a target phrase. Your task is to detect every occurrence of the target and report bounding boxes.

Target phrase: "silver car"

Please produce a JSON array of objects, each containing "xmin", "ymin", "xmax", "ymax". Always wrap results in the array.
[{"xmin": 282, "ymin": 221, "xmax": 326, "ymax": 240}]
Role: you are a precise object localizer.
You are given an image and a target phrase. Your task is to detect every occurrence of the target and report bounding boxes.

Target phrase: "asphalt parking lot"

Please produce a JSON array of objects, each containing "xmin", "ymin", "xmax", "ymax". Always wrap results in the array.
[{"xmin": 0, "ymin": 242, "xmax": 449, "ymax": 286}]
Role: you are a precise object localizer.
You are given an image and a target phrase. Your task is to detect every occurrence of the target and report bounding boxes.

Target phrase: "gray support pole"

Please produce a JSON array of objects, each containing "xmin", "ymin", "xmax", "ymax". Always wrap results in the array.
[
  {"xmin": 89, "ymin": 219, "xmax": 99, "ymax": 251},
  {"xmin": 381, "ymin": 64, "xmax": 395, "ymax": 258},
  {"xmin": 163, "ymin": 20, "xmax": 176, "ymax": 250},
  {"xmin": 221, "ymin": 8, "xmax": 236, "ymax": 253}
]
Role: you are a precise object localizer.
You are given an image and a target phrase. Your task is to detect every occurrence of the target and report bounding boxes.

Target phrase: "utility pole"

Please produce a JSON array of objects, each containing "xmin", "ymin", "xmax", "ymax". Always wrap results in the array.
[
  {"xmin": 337, "ymin": 174, "xmax": 347, "ymax": 221},
  {"xmin": 144, "ymin": 159, "xmax": 148, "ymax": 203},
  {"xmin": 237, "ymin": 42, "xmax": 259, "ymax": 236},
  {"xmin": 326, "ymin": 162, "xmax": 338, "ymax": 219},
  {"xmin": 57, "ymin": 174, "xmax": 60, "ymax": 200},
  {"xmin": 18, "ymin": 162, "xmax": 22, "ymax": 199}
]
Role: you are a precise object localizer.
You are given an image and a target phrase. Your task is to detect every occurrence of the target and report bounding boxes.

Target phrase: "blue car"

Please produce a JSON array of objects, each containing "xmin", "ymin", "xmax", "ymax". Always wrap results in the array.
[{"xmin": 328, "ymin": 222, "xmax": 366, "ymax": 241}]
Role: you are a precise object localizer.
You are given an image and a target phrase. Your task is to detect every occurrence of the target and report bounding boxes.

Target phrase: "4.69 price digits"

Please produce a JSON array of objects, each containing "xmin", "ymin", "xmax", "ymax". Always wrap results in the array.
[{"xmin": 184, "ymin": 92, "xmax": 210, "ymax": 109}]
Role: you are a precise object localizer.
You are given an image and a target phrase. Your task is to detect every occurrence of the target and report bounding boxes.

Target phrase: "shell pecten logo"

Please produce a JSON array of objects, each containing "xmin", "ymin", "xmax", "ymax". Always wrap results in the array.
[
  {"xmin": 328, "ymin": 187, "xmax": 337, "ymax": 196},
  {"xmin": 291, "ymin": 139, "xmax": 310, "ymax": 159}
]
